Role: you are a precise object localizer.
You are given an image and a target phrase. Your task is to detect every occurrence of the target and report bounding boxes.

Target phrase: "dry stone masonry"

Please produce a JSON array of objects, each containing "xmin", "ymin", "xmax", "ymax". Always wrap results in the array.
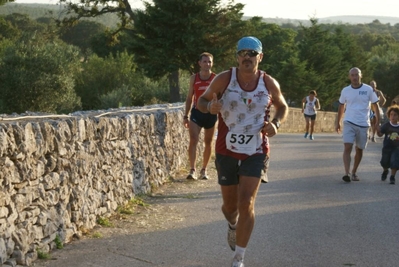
[
  {"xmin": 0, "ymin": 103, "xmax": 191, "ymax": 266},
  {"xmin": 0, "ymin": 104, "xmax": 337, "ymax": 266}
]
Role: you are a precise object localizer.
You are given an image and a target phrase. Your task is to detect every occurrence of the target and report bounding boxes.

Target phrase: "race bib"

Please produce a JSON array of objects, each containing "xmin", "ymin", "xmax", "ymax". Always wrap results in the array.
[{"xmin": 226, "ymin": 131, "xmax": 261, "ymax": 155}]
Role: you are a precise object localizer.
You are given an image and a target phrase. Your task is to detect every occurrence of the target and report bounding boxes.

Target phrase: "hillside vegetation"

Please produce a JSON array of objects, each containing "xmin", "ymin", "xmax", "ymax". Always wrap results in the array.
[
  {"xmin": 0, "ymin": 3, "xmax": 119, "ymax": 27},
  {"xmin": 0, "ymin": 2, "xmax": 398, "ymax": 115},
  {"xmin": 2, "ymin": 3, "xmax": 399, "ymax": 27},
  {"xmin": 258, "ymin": 15, "xmax": 399, "ymax": 26}
]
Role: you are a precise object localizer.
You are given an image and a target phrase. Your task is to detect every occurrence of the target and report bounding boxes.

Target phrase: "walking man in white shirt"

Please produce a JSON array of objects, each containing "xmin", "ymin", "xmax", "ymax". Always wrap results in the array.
[{"xmin": 336, "ymin": 67, "xmax": 381, "ymax": 182}]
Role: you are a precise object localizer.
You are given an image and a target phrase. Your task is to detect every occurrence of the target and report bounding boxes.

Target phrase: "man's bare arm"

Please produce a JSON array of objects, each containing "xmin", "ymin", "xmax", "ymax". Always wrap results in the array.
[
  {"xmin": 336, "ymin": 103, "xmax": 345, "ymax": 133},
  {"xmin": 378, "ymin": 90, "xmax": 386, "ymax": 107},
  {"xmin": 184, "ymin": 74, "xmax": 196, "ymax": 117},
  {"xmin": 372, "ymin": 102, "xmax": 381, "ymax": 125}
]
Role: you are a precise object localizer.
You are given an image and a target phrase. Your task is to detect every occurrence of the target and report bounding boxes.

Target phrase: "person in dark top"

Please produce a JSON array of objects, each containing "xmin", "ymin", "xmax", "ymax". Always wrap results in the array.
[{"xmin": 377, "ymin": 104, "xmax": 399, "ymax": 184}]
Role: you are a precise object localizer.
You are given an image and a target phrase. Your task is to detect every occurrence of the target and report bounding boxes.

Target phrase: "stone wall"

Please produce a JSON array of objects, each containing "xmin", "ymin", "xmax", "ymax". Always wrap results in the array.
[
  {"xmin": 276, "ymin": 108, "xmax": 337, "ymax": 133},
  {"xmin": 0, "ymin": 104, "xmax": 337, "ymax": 266},
  {"xmin": 0, "ymin": 103, "xmax": 191, "ymax": 266}
]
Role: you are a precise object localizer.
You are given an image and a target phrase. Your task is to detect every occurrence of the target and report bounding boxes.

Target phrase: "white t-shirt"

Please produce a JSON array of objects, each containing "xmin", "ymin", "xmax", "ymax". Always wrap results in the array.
[{"xmin": 338, "ymin": 83, "xmax": 379, "ymax": 127}]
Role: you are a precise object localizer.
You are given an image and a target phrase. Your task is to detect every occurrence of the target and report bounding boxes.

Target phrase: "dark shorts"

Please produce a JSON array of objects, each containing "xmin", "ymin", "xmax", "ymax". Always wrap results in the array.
[
  {"xmin": 304, "ymin": 114, "xmax": 316, "ymax": 121},
  {"xmin": 215, "ymin": 153, "xmax": 266, "ymax": 186},
  {"xmin": 380, "ymin": 147, "xmax": 399, "ymax": 169},
  {"xmin": 190, "ymin": 107, "xmax": 217, "ymax": 129}
]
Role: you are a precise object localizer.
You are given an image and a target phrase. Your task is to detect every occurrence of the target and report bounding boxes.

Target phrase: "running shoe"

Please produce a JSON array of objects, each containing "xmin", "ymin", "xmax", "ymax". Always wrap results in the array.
[
  {"xmin": 186, "ymin": 169, "xmax": 197, "ymax": 180},
  {"xmin": 199, "ymin": 168, "xmax": 209, "ymax": 180},
  {"xmin": 381, "ymin": 170, "xmax": 389, "ymax": 181},
  {"xmin": 231, "ymin": 256, "xmax": 244, "ymax": 267},
  {"xmin": 309, "ymin": 135, "xmax": 314, "ymax": 140},
  {"xmin": 351, "ymin": 173, "xmax": 360, "ymax": 181},
  {"xmin": 342, "ymin": 174, "xmax": 351, "ymax": 183},
  {"xmin": 371, "ymin": 136, "xmax": 376, "ymax": 142},
  {"xmin": 390, "ymin": 176, "xmax": 395, "ymax": 185},
  {"xmin": 304, "ymin": 132, "xmax": 308, "ymax": 138},
  {"xmin": 227, "ymin": 224, "xmax": 236, "ymax": 251}
]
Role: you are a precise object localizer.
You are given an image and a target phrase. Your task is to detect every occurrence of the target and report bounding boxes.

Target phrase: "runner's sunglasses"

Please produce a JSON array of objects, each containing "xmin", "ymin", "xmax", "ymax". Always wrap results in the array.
[{"xmin": 237, "ymin": 50, "xmax": 259, "ymax": 57}]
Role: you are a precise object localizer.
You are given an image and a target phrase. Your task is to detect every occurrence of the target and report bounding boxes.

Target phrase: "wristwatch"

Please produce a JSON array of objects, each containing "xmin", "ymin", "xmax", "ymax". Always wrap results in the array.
[{"xmin": 271, "ymin": 118, "xmax": 280, "ymax": 129}]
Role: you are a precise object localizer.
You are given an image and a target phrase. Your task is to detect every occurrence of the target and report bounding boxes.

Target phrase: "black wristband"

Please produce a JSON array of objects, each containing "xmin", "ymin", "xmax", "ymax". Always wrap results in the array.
[{"xmin": 271, "ymin": 118, "xmax": 280, "ymax": 129}]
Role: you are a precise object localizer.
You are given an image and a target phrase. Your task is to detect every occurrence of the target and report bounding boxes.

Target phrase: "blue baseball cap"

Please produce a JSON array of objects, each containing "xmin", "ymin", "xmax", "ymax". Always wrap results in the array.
[{"xmin": 237, "ymin": 36, "xmax": 262, "ymax": 53}]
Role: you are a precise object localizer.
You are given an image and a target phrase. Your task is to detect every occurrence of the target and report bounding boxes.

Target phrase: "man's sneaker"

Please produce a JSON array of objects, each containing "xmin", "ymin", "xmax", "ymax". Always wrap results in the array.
[
  {"xmin": 342, "ymin": 174, "xmax": 351, "ymax": 183},
  {"xmin": 390, "ymin": 175, "xmax": 395, "ymax": 185},
  {"xmin": 381, "ymin": 170, "xmax": 389, "ymax": 181},
  {"xmin": 199, "ymin": 168, "xmax": 209, "ymax": 180},
  {"xmin": 186, "ymin": 169, "xmax": 197, "ymax": 180},
  {"xmin": 231, "ymin": 256, "xmax": 244, "ymax": 267},
  {"xmin": 227, "ymin": 224, "xmax": 236, "ymax": 251},
  {"xmin": 309, "ymin": 135, "xmax": 314, "ymax": 140},
  {"xmin": 304, "ymin": 132, "xmax": 308, "ymax": 138},
  {"xmin": 351, "ymin": 173, "xmax": 360, "ymax": 181}
]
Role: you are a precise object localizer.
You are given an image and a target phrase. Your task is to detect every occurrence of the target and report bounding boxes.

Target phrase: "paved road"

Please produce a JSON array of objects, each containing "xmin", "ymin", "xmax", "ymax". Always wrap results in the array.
[{"xmin": 33, "ymin": 133, "xmax": 399, "ymax": 267}]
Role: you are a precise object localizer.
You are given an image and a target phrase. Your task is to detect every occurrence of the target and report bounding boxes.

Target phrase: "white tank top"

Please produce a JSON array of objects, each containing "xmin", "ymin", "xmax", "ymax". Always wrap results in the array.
[
  {"xmin": 304, "ymin": 96, "xmax": 317, "ymax": 116},
  {"xmin": 219, "ymin": 67, "xmax": 272, "ymax": 155}
]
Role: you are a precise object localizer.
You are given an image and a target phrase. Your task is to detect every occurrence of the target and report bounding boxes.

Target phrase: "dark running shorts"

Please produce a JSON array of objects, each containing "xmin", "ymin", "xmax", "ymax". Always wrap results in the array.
[
  {"xmin": 190, "ymin": 107, "xmax": 217, "ymax": 129},
  {"xmin": 380, "ymin": 147, "xmax": 399, "ymax": 169},
  {"xmin": 215, "ymin": 153, "xmax": 266, "ymax": 186},
  {"xmin": 304, "ymin": 114, "xmax": 317, "ymax": 121}
]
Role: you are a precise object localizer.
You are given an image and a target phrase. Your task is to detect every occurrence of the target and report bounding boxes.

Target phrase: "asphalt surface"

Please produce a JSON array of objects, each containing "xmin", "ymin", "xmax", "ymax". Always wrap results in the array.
[{"xmin": 33, "ymin": 133, "xmax": 399, "ymax": 267}]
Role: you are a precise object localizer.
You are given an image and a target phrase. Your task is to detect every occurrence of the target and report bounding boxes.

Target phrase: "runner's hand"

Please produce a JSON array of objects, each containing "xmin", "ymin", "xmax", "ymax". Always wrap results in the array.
[
  {"xmin": 262, "ymin": 121, "xmax": 277, "ymax": 137},
  {"xmin": 208, "ymin": 93, "xmax": 222, "ymax": 114}
]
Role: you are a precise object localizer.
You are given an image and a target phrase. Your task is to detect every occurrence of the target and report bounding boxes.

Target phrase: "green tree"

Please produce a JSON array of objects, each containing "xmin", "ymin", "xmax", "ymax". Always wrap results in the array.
[
  {"xmin": 90, "ymin": 30, "xmax": 134, "ymax": 58},
  {"xmin": 74, "ymin": 51, "xmax": 137, "ymax": 110},
  {"xmin": 356, "ymin": 32, "xmax": 397, "ymax": 52},
  {"xmin": 369, "ymin": 43, "xmax": 399, "ymax": 105},
  {"xmin": 58, "ymin": 0, "xmax": 136, "ymax": 32},
  {"xmin": 75, "ymin": 51, "xmax": 174, "ymax": 109},
  {"xmin": 2, "ymin": 13, "xmax": 59, "ymax": 43},
  {"xmin": 0, "ymin": 41, "xmax": 81, "ymax": 114},
  {"xmin": 277, "ymin": 57, "xmax": 312, "ymax": 107},
  {"xmin": 0, "ymin": 0, "xmax": 14, "ymax": 5},
  {"xmin": 0, "ymin": 16, "xmax": 20, "ymax": 41},
  {"xmin": 296, "ymin": 19, "xmax": 369, "ymax": 110},
  {"xmin": 131, "ymin": 0, "xmax": 246, "ymax": 102},
  {"xmin": 59, "ymin": 20, "xmax": 107, "ymax": 57},
  {"xmin": 98, "ymin": 78, "xmax": 178, "ymax": 108},
  {"xmin": 58, "ymin": 0, "xmax": 246, "ymax": 102}
]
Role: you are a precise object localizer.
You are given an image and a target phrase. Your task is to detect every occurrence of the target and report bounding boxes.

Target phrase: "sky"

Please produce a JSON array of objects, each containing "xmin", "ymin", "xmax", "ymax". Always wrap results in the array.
[{"xmin": 14, "ymin": 0, "xmax": 399, "ymax": 20}]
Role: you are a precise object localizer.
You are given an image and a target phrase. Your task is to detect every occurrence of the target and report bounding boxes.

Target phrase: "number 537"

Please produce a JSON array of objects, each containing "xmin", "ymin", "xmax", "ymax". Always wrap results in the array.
[{"xmin": 229, "ymin": 134, "xmax": 254, "ymax": 144}]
